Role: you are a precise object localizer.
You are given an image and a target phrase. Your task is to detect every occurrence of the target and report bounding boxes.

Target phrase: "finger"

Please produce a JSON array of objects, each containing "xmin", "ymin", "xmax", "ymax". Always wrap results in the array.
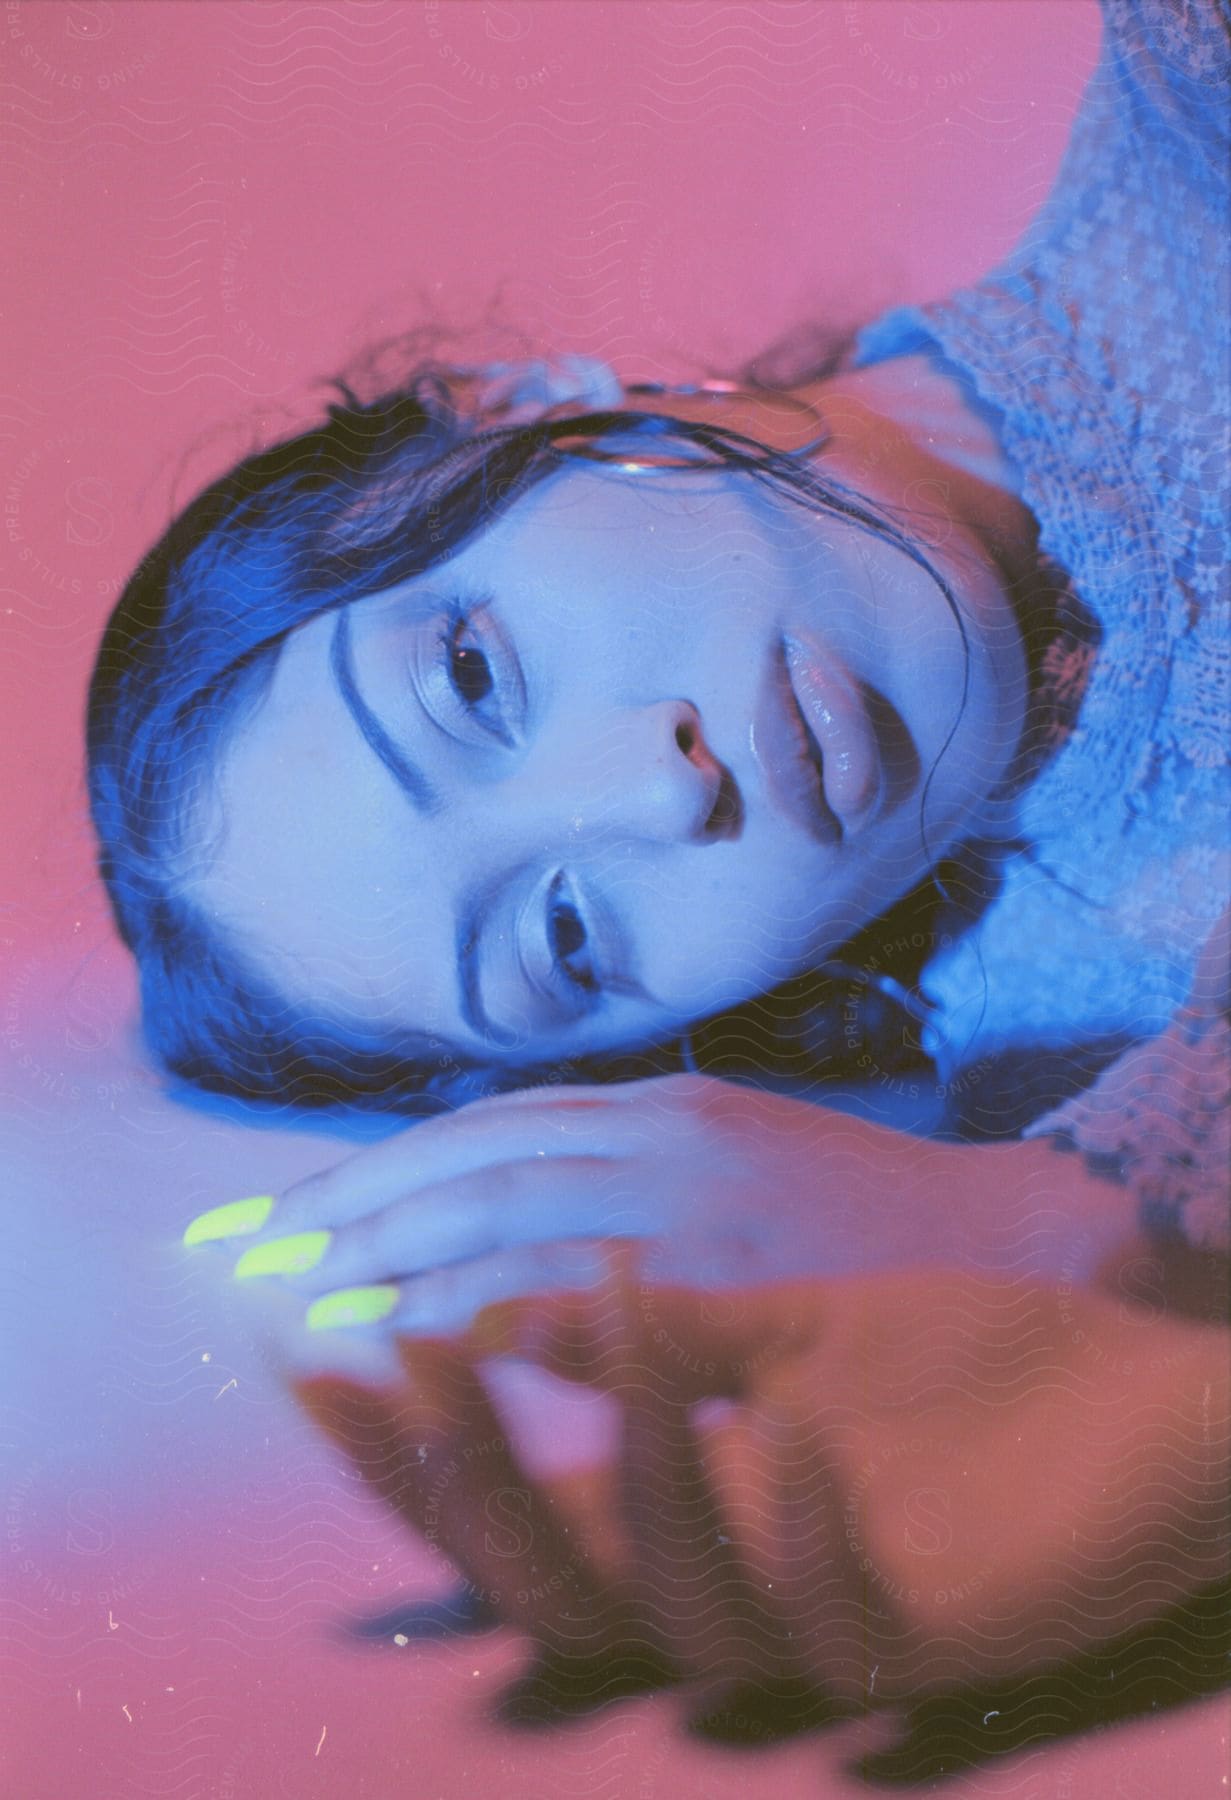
[
  {"xmin": 615, "ymin": 1381, "xmax": 791, "ymax": 1686},
  {"xmin": 389, "ymin": 1240, "xmax": 803, "ymax": 1687},
  {"xmin": 303, "ymin": 1240, "xmax": 618, "ymax": 1341},
  {"xmin": 250, "ymin": 1155, "xmax": 650, "ymax": 1299},
  {"xmin": 469, "ymin": 1264, "xmax": 825, "ymax": 1401},
  {"xmin": 291, "ymin": 1345, "xmax": 619, "ymax": 1655},
  {"xmin": 182, "ymin": 1075, "xmax": 696, "ymax": 1255},
  {"xmin": 189, "ymin": 1085, "xmax": 643, "ymax": 1252}
]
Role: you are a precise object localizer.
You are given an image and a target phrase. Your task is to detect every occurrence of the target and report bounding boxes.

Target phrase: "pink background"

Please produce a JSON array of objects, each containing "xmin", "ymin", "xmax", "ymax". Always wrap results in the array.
[{"xmin": 3, "ymin": 3, "xmax": 1226, "ymax": 1796}]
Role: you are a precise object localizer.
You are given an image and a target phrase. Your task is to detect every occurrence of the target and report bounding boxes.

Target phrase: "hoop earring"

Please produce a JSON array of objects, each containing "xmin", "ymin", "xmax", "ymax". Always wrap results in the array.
[
  {"xmin": 542, "ymin": 378, "xmax": 831, "ymax": 472},
  {"xmin": 627, "ymin": 380, "xmax": 829, "ymax": 451}
]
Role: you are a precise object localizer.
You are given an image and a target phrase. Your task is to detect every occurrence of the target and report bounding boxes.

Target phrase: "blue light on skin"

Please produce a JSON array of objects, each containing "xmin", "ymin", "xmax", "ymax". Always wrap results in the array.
[{"xmin": 180, "ymin": 370, "xmax": 1036, "ymax": 1070}]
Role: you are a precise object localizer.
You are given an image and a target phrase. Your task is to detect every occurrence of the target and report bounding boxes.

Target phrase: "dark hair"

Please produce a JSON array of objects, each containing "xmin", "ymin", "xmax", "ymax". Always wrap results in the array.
[{"xmin": 87, "ymin": 329, "xmax": 1004, "ymax": 1114}]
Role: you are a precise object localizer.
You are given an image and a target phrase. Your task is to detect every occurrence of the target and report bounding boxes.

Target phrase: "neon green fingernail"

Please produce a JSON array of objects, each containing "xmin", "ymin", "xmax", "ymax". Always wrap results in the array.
[
  {"xmin": 233, "ymin": 1230, "xmax": 331, "ymax": 1280},
  {"xmin": 306, "ymin": 1285, "xmax": 400, "ymax": 1331},
  {"xmin": 183, "ymin": 1196, "xmax": 274, "ymax": 1246}
]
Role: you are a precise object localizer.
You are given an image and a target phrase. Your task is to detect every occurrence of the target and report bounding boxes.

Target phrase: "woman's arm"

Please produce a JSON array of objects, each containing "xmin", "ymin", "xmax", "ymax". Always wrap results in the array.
[
  {"xmin": 189, "ymin": 916, "xmax": 1230, "ymax": 1338},
  {"xmin": 189, "ymin": 1068, "xmax": 1158, "ymax": 1347}
]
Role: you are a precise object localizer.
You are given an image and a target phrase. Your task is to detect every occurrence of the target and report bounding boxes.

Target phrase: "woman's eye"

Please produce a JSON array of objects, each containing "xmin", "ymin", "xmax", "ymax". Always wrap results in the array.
[
  {"xmin": 426, "ymin": 598, "xmax": 523, "ymax": 745},
  {"xmin": 446, "ymin": 628, "xmax": 493, "ymax": 708},
  {"xmin": 548, "ymin": 877, "xmax": 599, "ymax": 998}
]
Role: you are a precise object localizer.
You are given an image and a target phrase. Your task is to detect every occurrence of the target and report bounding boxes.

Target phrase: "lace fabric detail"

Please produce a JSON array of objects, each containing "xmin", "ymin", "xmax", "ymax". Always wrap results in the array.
[
  {"xmin": 853, "ymin": 0, "xmax": 1230, "ymax": 1251},
  {"xmin": 1027, "ymin": 905, "xmax": 1231, "ymax": 1255},
  {"xmin": 998, "ymin": 555, "xmax": 1101, "ymax": 800},
  {"xmin": 1025, "ymin": 1008, "xmax": 1230, "ymax": 1255}
]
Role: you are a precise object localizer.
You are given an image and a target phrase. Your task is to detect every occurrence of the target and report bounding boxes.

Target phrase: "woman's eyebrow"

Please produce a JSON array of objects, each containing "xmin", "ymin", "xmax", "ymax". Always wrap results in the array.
[
  {"xmin": 328, "ymin": 607, "xmax": 503, "ymax": 1045},
  {"xmin": 329, "ymin": 608, "xmax": 443, "ymax": 817}
]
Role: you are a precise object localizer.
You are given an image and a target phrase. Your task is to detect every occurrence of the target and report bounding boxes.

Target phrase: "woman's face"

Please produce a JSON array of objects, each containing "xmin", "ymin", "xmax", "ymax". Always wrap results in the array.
[{"xmin": 188, "ymin": 421, "xmax": 1027, "ymax": 1069}]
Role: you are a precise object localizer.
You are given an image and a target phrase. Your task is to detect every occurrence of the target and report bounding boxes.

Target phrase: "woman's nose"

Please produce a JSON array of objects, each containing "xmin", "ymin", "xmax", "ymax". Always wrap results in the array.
[{"xmin": 557, "ymin": 698, "xmax": 737, "ymax": 847}]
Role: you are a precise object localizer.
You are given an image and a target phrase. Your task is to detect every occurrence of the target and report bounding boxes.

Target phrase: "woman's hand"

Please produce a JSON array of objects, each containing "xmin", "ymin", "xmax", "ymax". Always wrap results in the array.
[
  {"xmin": 182, "ymin": 1074, "xmax": 1224, "ymax": 1719},
  {"xmin": 174, "ymin": 1073, "xmax": 956, "ymax": 1700},
  {"xmin": 455, "ymin": 1251, "xmax": 1231, "ymax": 1708},
  {"xmin": 183, "ymin": 1074, "xmax": 992, "ymax": 1335}
]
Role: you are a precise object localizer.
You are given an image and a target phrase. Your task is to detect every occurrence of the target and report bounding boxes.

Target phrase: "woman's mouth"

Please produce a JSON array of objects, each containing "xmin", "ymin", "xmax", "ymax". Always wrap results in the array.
[
  {"xmin": 749, "ymin": 641, "xmax": 841, "ymax": 845},
  {"xmin": 782, "ymin": 630, "xmax": 884, "ymax": 837},
  {"xmin": 749, "ymin": 632, "xmax": 892, "ymax": 846}
]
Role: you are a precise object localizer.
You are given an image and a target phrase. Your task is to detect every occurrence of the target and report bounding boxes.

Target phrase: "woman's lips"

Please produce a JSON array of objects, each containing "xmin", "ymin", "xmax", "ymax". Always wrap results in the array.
[
  {"xmin": 782, "ymin": 631, "xmax": 884, "ymax": 837},
  {"xmin": 749, "ymin": 642, "xmax": 842, "ymax": 846},
  {"xmin": 750, "ymin": 632, "xmax": 907, "ymax": 846}
]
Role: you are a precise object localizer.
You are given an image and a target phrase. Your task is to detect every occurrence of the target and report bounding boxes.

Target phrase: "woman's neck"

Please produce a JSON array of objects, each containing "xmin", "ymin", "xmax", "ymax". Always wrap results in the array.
[
  {"xmin": 807, "ymin": 355, "xmax": 1094, "ymax": 826},
  {"xmin": 803, "ymin": 351, "xmax": 1023, "ymax": 490},
  {"xmin": 796, "ymin": 352, "xmax": 1039, "ymax": 582}
]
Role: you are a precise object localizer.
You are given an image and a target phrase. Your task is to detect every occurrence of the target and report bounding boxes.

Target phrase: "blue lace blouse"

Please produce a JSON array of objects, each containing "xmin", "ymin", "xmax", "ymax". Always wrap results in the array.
[{"xmin": 852, "ymin": 0, "xmax": 1229, "ymax": 1252}]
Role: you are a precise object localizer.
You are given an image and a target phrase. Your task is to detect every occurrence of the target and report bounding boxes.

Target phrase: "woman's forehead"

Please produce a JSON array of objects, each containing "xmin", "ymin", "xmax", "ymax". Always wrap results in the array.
[{"xmin": 437, "ymin": 460, "xmax": 813, "ymax": 595}]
